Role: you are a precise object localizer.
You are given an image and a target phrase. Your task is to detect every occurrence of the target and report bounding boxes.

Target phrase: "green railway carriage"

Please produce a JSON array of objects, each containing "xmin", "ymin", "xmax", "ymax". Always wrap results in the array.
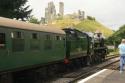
[{"xmin": 0, "ymin": 17, "xmax": 66, "ymax": 72}]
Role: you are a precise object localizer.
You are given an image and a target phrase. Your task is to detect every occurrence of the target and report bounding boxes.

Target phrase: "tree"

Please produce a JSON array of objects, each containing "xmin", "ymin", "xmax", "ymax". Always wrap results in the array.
[
  {"xmin": 0, "ymin": 0, "xmax": 32, "ymax": 21},
  {"xmin": 28, "ymin": 16, "xmax": 40, "ymax": 24},
  {"xmin": 107, "ymin": 24, "xmax": 125, "ymax": 45}
]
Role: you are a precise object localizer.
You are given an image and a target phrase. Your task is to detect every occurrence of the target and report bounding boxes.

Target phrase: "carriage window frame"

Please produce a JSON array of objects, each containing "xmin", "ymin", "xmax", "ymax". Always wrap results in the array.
[
  {"xmin": 44, "ymin": 34, "xmax": 52, "ymax": 50},
  {"xmin": 11, "ymin": 31, "xmax": 23, "ymax": 39},
  {"xmin": 55, "ymin": 36, "xmax": 61, "ymax": 40},
  {"xmin": 32, "ymin": 33, "xmax": 38, "ymax": 39},
  {"xmin": 30, "ymin": 32, "xmax": 40, "ymax": 50},
  {"xmin": 11, "ymin": 31, "xmax": 24, "ymax": 52},
  {"xmin": 0, "ymin": 33, "xmax": 6, "ymax": 49},
  {"xmin": 45, "ymin": 34, "xmax": 51, "ymax": 40}
]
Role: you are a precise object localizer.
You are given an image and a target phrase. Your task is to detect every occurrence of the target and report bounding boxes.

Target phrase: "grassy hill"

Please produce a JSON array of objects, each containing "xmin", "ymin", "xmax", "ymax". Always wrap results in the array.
[
  {"xmin": 75, "ymin": 20, "xmax": 113, "ymax": 37},
  {"xmin": 53, "ymin": 18, "xmax": 80, "ymax": 28},
  {"xmin": 53, "ymin": 18, "xmax": 113, "ymax": 37}
]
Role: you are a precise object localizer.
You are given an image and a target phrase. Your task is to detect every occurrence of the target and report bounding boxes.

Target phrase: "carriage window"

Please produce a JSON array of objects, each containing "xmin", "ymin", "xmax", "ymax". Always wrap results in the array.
[
  {"xmin": 11, "ymin": 31, "xmax": 23, "ymax": 39},
  {"xmin": 0, "ymin": 33, "xmax": 5, "ymax": 48},
  {"xmin": 11, "ymin": 32, "xmax": 14, "ymax": 38},
  {"xmin": 44, "ymin": 35, "xmax": 52, "ymax": 49},
  {"xmin": 15, "ymin": 31, "xmax": 22, "ymax": 38},
  {"xmin": 46, "ymin": 35, "xmax": 50, "ymax": 40},
  {"xmin": 30, "ymin": 33, "xmax": 40, "ymax": 50},
  {"xmin": 11, "ymin": 31, "xmax": 24, "ymax": 52},
  {"xmin": 32, "ymin": 33, "xmax": 38, "ymax": 39},
  {"xmin": 56, "ymin": 36, "xmax": 61, "ymax": 40}
]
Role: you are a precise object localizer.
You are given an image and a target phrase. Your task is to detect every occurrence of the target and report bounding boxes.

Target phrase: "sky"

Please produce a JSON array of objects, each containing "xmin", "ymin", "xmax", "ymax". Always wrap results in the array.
[{"xmin": 27, "ymin": 0, "xmax": 125, "ymax": 30}]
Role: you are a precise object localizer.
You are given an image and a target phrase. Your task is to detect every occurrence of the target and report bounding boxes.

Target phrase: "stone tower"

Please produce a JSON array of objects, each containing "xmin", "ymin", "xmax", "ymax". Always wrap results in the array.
[
  {"xmin": 78, "ymin": 10, "xmax": 85, "ymax": 20},
  {"xmin": 45, "ymin": 1, "xmax": 56, "ymax": 23},
  {"xmin": 59, "ymin": 2, "xmax": 64, "ymax": 17},
  {"xmin": 45, "ymin": 7, "xmax": 48, "ymax": 23}
]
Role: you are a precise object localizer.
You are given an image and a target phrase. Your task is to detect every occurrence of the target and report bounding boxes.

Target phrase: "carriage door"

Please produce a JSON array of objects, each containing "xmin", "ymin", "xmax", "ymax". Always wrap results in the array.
[{"xmin": 0, "ymin": 32, "xmax": 7, "ymax": 56}]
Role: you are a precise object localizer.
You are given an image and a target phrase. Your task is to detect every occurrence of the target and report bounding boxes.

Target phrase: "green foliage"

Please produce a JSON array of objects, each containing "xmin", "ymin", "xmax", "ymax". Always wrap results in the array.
[
  {"xmin": 28, "ymin": 16, "xmax": 40, "ymax": 24},
  {"xmin": 0, "ymin": 0, "xmax": 32, "ymax": 21},
  {"xmin": 107, "ymin": 24, "xmax": 125, "ymax": 46}
]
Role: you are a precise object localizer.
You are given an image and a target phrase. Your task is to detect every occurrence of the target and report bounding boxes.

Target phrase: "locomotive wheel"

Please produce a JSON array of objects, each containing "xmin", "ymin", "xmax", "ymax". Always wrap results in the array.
[
  {"xmin": 93, "ymin": 54, "xmax": 98, "ymax": 64},
  {"xmin": 0, "ymin": 73, "xmax": 13, "ymax": 83},
  {"xmin": 96, "ymin": 54, "xmax": 102, "ymax": 63},
  {"xmin": 89, "ymin": 50, "xmax": 97, "ymax": 65},
  {"xmin": 87, "ymin": 54, "xmax": 93, "ymax": 65}
]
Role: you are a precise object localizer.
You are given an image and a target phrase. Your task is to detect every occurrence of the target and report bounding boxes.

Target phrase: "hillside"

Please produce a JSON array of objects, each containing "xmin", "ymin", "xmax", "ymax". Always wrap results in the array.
[
  {"xmin": 53, "ymin": 17, "xmax": 80, "ymax": 28},
  {"xmin": 53, "ymin": 18, "xmax": 113, "ymax": 37},
  {"xmin": 75, "ymin": 20, "xmax": 113, "ymax": 37}
]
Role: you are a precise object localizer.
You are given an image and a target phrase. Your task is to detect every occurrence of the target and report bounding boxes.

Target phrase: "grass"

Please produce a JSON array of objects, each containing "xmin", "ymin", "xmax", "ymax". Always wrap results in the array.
[
  {"xmin": 53, "ymin": 18, "xmax": 113, "ymax": 37},
  {"xmin": 75, "ymin": 20, "xmax": 113, "ymax": 37}
]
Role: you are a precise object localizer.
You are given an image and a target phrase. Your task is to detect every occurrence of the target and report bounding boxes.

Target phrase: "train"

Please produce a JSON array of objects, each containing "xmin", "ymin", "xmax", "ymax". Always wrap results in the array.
[{"xmin": 0, "ymin": 17, "xmax": 108, "ymax": 81}]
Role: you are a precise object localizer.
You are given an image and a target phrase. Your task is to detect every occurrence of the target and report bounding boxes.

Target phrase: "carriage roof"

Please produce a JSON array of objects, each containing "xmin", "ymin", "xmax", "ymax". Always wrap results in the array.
[{"xmin": 0, "ymin": 17, "xmax": 65, "ymax": 34}]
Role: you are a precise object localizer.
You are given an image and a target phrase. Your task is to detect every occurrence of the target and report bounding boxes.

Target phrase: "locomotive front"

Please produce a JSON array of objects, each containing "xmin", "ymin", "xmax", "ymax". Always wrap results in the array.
[{"xmin": 89, "ymin": 31, "xmax": 108, "ymax": 63}]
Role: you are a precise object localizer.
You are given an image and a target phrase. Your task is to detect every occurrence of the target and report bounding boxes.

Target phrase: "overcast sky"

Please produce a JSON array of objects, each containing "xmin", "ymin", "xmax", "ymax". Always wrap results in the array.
[{"xmin": 28, "ymin": 0, "xmax": 125, "ymax": 30}]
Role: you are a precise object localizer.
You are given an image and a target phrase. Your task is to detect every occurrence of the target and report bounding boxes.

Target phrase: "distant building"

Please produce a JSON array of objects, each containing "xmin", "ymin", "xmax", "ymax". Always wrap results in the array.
[
  {"xmin": 44, "ymin": 1, "xmax": 85, "ymax": 24},
  {"xmin": 65, "ymin": 10, "xmax": 85, "ymax": 20},
  {"xmin": 45, "ymin": 8, "xmax": 49, "ymax": 23},
  {"xmin": 78, "ymin": 10, "xmax": 85, "ymax": 20},
  {"xmin": 45, "ymin": 1, "xmax": 56, "ymax": 23},
  {"xmin": 59, "ymin": 2, "xmax": 64, "ymax": 17}
]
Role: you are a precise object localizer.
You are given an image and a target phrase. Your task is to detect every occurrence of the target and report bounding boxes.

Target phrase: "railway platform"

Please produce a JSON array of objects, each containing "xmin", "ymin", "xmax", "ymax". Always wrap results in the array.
[{"xmin": 77, "ymin": 69, "xmax": 125, "ymax": 83}]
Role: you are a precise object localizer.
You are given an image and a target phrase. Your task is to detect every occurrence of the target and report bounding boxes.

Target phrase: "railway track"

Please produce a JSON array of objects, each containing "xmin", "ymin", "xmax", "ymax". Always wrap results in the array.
[
  {"xmin": 106, "ymin": 54, "xmax": 119, "ymax": 60},
  {"xmin": 104, "ymin": 60, "xmax": 119, "ymax": 70},
  {"xmin": 3, "ymin": 54, "xmax": 118, "ymax": 83},
  {"xmin": 47, "ymin": 55, "xmax": 119, "ymax": 83}
]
